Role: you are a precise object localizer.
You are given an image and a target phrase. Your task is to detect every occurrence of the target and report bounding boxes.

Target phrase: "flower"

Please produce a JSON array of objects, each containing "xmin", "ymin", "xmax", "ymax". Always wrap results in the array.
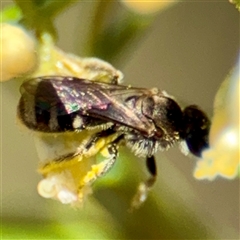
[
  {"xmin": 0, "ymin": 23, "xmax": 37, "ymax": 82},
  {"xmin": 121, "ymin": 1, "xmax": 178, "ymax": 15},
  {"xmin": 194, "ymin": 57, "xmax": 239, "ymax": 180}
]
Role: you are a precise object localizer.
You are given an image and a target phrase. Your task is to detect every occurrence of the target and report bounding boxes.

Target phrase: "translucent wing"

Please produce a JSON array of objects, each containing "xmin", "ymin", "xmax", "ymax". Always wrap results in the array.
[{"xmin": 18, "ymin": 76, "xmax": 156, "ymax": 135}]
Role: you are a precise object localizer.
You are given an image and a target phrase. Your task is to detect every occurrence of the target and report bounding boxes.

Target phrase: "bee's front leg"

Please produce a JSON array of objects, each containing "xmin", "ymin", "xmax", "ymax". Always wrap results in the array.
[{"xmin": 130, "ymin": 156, "xmax": 157, "ymax": 210}]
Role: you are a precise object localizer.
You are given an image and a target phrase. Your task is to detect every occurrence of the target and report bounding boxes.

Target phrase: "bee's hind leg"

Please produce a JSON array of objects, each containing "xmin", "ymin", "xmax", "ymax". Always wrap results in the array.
[
  {"xmin": 130, "ymin": 156, "xmax": 157, "ymax": 211},
  {"xmin": 81, "ymin": 135, "xmax": 123, "ymax": 186}
]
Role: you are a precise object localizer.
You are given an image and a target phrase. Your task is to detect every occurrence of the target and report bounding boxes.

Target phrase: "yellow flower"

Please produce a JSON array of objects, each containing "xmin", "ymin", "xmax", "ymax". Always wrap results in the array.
[
  {"xmin": 31, "ymin": 33, "xmax": 123, "ymax": 83},
  {"xmin": 35, "ymin": 130, "xmax": 120, "ymax": 206},
  {"xmin": 0, "ymin": 23, "xmax": 37, "ymax": 82},
  {"xmin": 194, "ymin": 58, "xmax": 239, "ymax": 180},
  {"xmin": 121, "ymin": 0, "xmax": 178, "ymax": 14}
]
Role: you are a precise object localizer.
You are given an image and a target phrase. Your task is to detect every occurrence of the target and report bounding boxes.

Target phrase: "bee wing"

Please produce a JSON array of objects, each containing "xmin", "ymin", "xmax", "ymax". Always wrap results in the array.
[
  {"xmin": 19, "ymin": 76, "xmax": 155, "ymax": 135},
  {"xmin": 20, "ymin": 76, "xmax": 119, "ymax": 114}
]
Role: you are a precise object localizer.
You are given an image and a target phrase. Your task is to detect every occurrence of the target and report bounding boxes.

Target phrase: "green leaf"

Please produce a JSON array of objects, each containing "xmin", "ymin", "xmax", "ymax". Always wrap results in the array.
[
  {"xmin": 0, "ymin": 5, "xmax": 22, "ymax": 23},
  {"xmin": 2, "ymin": 219, "xmax": 67, "ymax": 239},
  {"xmin": 39, "ymin": 0, "xmax": 77, "ymax": 17}
]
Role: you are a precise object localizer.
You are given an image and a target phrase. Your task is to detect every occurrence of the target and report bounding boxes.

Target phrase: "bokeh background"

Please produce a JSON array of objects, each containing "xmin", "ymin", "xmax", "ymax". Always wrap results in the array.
[{"xmin": 1, "ymin": 1, "xmax": 239, "ymax": 239}]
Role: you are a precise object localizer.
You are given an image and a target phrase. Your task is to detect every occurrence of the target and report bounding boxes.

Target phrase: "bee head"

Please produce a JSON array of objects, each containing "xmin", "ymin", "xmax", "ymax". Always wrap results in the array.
[
  {"xmin": 142, "ymin": 95, "xmax": 183, "ymax": 139},
  {"xmin": 181, "ymin": 105, "xmax": 211, "ymax": 157}
]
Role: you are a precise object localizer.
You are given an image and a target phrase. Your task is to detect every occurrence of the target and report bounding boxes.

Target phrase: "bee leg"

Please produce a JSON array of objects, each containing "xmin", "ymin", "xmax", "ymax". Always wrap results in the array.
[
  {"xmin": 81, "ymin": 128, "xmax": 118, "ymax": 157},
  {"xmin": 130, "ymin": 156, "xmax": 157, "ymax": 211},
  {"xmin": 96, "ymin": 138, "xmax": 121, "ymax": 177},
  {"xmin": 81, "ymin": 136, "xmax": 123, "ymax": 186}
]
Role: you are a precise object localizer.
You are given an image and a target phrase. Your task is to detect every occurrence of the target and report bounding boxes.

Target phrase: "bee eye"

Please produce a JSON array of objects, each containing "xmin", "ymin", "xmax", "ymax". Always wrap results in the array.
[{"xmin": 181, "ymin": 105, "xmax": 211, "ymax": 157}]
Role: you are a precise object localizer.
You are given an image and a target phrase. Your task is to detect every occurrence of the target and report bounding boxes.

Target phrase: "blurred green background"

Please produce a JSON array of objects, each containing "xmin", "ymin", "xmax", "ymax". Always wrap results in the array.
[{"xmin": 1, "ymin": 1, "xmax": 239, "ymax": 239}]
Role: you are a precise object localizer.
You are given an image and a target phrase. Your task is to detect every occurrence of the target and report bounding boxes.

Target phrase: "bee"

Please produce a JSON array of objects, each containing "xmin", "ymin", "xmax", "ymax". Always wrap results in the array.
[{"xmin": 18, "ymin": 76, "xmax": 210, "ymax": 208}]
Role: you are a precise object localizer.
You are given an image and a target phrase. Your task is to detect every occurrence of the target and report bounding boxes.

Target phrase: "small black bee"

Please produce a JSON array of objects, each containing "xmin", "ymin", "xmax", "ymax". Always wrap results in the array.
[{"xmin": 18, "ymin": 76, "xmax": 210, "ymax": 208}]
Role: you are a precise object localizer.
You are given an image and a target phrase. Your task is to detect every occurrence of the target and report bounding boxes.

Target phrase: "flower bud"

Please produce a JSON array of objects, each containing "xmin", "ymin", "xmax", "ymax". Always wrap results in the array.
[{"xmin": 0, "ymin": 23, "xmax": 37, "ymax": 82}]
